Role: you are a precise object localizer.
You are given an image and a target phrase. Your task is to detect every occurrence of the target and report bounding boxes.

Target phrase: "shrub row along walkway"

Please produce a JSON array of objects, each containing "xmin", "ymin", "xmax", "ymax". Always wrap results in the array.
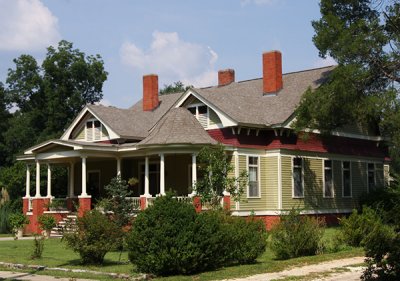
[{"xmin": 223, "ymin": 256, "xmax": 365, "ymax": 281}]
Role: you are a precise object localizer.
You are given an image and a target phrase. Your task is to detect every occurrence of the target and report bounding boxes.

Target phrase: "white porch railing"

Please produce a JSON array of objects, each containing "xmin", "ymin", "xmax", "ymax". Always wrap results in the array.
[
  {"xmin": 174, "ymin": 196, "xmax": 193, "ymax": 204},
  {"xmin": 126, "ymin": 197, "xmax": 141, "ymax": 210}
]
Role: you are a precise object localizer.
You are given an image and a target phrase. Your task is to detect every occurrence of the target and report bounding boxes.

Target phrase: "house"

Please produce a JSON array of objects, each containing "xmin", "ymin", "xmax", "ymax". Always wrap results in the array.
[{"xmin": 18, "ymin": 50, "xmax": 389, "ymax": 234}]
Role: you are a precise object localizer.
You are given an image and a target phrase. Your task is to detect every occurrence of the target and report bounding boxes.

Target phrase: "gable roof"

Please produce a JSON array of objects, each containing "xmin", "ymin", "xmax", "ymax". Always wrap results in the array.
[
  {"xmin": 139, "ymin": 107, "xmax": 218, "ymax": 146},
  {"xmin": 187, "ymin": 66, "xmax": 334, "ymax": 127},
  {"xmin": 86, "ymin": 92, "xmax": 184, "ymax": 139},
  {"xmin": 63, "ymin": 66, "xmax": 334, "ymax": 142}
]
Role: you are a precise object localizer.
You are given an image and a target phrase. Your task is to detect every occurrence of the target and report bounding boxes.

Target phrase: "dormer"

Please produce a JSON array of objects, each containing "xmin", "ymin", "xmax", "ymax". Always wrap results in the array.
[{"xmin": 182, "ymin": 97, "xmax": 222, "ymax": 129}]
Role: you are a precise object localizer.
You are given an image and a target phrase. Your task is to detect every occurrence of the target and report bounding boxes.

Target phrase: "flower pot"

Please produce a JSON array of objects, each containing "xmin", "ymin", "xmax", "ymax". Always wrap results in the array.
[
  {"xmin": 15, "ymin": 228, "xmax": 24, "ymax": 240},
  {"xmin": 42, "ymin": 229, "xmax": 51, "ymax": 239}
]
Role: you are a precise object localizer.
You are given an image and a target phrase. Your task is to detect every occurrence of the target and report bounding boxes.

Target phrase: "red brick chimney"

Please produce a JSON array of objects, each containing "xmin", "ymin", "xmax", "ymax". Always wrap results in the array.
[
  {"xmin": 143, "ymin": 74, "xmax": 159, "ymax": 111},
  {"xmin": 263, "ymin": 51, "xmax": 283, "ymax": 94},
  {"xmin": 218, "ymin": 69, "xmax": 235, "ymax": 86}
]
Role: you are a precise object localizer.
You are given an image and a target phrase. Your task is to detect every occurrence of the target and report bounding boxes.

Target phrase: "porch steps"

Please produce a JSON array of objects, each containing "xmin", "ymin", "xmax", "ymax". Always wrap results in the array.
[{"xmin": 50, "ymin": 215, "xmax": 78, "ymax": 238}]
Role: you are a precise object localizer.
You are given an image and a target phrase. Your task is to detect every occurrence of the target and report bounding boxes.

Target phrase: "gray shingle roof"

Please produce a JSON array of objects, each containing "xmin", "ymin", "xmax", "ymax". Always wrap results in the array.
[
  {"xmin": 88, "ymin": 92, "xmax": 183, "ymax": 139},
  {"xmin": 194, "ymin": 66, "xmax": 334, "ymax": 126},
  {"xmin": 138, "ymin": 107, "xmax": 218, "ymax": 146},
  {"xmin": 87, "ymin": 66, "xmax": 333, "ymax": 139}
]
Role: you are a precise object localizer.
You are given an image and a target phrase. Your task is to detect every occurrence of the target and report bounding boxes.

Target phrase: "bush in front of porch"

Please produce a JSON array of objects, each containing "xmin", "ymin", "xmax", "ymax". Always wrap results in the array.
[{"xmin": 127, "ymin": 193, "xmax": 267, "ymax": 276}]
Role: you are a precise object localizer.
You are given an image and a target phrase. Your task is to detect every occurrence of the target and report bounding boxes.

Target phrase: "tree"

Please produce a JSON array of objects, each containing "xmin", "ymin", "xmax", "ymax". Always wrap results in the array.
[
  {"xmin": 194, "ymin": 144, "xmax": 248, "ymax": 209},
  {"xmin": 0, "ymin": 40, "xmax": 108, "ymax": 200},
  {"xmin": 0, "ymin": 83, "xmax": 10, "ymax": 165},
  {"xmin": 159, "ymin": 81, "xmax": 192, "ymax": 95},
  {"xmin": 2, "ymin": 41, "xmax": 107, "ymax": 164},
  {"xmin": 294, "ymin": 0, "xmax": 400, "ymax": 167}
]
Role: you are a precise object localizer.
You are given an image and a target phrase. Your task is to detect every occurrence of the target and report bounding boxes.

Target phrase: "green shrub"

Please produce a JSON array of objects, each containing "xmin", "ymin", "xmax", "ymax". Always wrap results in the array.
[
  {"xmin": 269, "ymin": 208, "xmax": 325, "ymax": 260},
  {"xmin": 31, "ymin": 235, "xmax": 45, "ymax": 259},
  {"xmin": 362, "ymin": 222, "xmax": 399, "ymax": 281},
  {"xmin": 360, "ymin": 187, "xmax": 400, "ymax": 226},
  {"xmin": 339, "ymin": 207, "xmax": 382, "ymax": 247},
  {"xmin": 127, "ymin": 194, "xmax": 267, "ymax": 276},
  {"xmin": 127, "ymin": 194, "xmax": 198, "ymax": 275},
  {"xmin": 0, "ymin": 204, "xmax": 12, "ymax": 233},
  {"xmin": 63, "ymin": 210, "xmax": 123, "ymax": 264},
  {"xmin": 9, "ymin": 212, "xmax": 29, "ymax": 230},
  {"xmin": 225, "ymin": 215, "xmax": 267, "ymax": 263},
  {"xmin": 38, "ymin": 214, "xmax": 56, "ymax": 231}
]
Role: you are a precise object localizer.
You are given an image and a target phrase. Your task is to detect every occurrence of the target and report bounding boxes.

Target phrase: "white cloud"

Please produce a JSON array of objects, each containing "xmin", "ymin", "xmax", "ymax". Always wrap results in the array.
[
  {"xmin": 120, "ymin": 31, "xmax": 218, "ymax": 88},
  {"xmin": 0, "ymin": 0, "xmax": 60, "ymax": 51},
  {"xmin": 313, "ymin": 55, "xmax": 337, "ymax": 68},
  {"xmin": 96, "ymin": 99, "xmax": 112, "ymax": 107}
]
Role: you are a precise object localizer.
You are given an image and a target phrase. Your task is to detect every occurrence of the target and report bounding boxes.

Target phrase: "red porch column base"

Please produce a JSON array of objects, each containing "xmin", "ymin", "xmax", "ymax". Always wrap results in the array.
[
  {"xmin": 223, "ymin": 195, "xmax": 231, "ymax": 211},
  {"xmin": 31, "ymin": 198, "xmax": 46, "ymax": 234},
  {"xmin": 140, "ymin": 196, "xmax": 147, "ymax": 210},
  {"xmin": 78, "ymin": 197, "xmax": 91, "ymax": 217},
  {"xmin": 22, "ymin": 197, "xmax": 29, "ymax": 214},
  {"xmin": 192, "ymin": 196, "xmax": 202, "ymax": 213}
]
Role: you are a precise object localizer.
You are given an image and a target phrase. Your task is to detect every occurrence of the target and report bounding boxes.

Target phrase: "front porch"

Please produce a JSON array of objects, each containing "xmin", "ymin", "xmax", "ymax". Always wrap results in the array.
[{"xmin": 19, "ymin": 143, "xmax": 230, "ymax": 234}]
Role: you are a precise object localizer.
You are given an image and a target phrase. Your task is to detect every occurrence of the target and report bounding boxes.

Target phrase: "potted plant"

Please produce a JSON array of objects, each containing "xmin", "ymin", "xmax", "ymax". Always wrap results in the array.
[
  {"xmin": 38, "ymin": 214, "xmax": 56, "ymax": 238},
  {"xmin": 9, "ymin": 213, "xmax": 29, "ymax": 240}
]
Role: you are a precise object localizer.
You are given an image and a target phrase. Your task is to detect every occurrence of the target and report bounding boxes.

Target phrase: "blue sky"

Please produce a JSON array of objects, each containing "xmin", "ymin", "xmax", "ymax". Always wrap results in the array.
[{"xmin": 0, "ymin": 0, "xmax": 335, "ymax": 109}]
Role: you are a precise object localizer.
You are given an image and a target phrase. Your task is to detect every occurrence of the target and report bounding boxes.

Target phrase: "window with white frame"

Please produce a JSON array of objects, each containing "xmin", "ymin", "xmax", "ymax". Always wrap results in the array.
[
  {"xmin": 342, "ymin": 161, "xmax": 352, "ymax": 197},
  {"xmin": 367, "ymin": 163, "xmax": 376, "ymax": 191},
  {"xmin": 248, "ymin": 156, "xmax": 259, "ymax": 197},
  {"xmin": 86, "ymin": 120, "xmax": 102, "ymax": 141},
  {"xmin": 293, "ymin": 157, "xmax": 304, "ymax": 198},
  {"xmin": 324, "ymin": 160, "xmax": 334, "ymax": 198}
]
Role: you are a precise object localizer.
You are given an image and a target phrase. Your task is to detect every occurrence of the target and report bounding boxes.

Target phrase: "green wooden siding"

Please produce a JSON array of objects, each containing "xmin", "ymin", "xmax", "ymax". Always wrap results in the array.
[
  {"xmin": 209, "ymin": 108, "xmax": 221, "ymax": 126},
  {"xmin": 237, "ymin": 155, "xmax": 278, "ymax": 211},
  {"xmin": 264, "ymin": 157, "xmax": 279, "ymax": 209},
  {"xmin": 281, "ymin": 156, "xmax": 372, "ymax": 210},
  {"xmin": 75, "ymin": 127, "xmax": 85, "ymax": 140},
  {"xmin": 101, "ymin": 125, "xmax": 109, "ymax": 138}
]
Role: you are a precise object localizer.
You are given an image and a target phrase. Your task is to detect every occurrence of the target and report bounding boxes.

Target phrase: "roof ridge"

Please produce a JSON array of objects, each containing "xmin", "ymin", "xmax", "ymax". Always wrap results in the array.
[{"xmin": 196, "ymin": 65, "xmax": 336, "ymax": 89}]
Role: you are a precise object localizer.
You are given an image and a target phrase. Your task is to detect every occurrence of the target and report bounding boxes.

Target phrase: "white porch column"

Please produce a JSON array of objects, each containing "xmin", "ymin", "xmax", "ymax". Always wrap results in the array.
[
  {"xmin": 144, "ymin": 156, "xmax": 150, "ymax": 196},
  {"xmin": 81, "ymin": 156, "xmax": 88, "ymax": 196},
  {"xmin": 68, "ymin": 162, "xmax": 75, "ymax": 198},
  {"xmin": 159, "ymin": 154, "xmax": 165, "ymax": 195},
  {"xmin": 46, "ymin": 164, "xmax": 52, "ymax": 198},
  {"xmin": 116, "ymin": 157, "xmax": 121, "ymax": 177},
  {"xmin": 25, "ymin": 165, "xmax": 30, "ymax": 198},
  {"xmin": 35, "ymin": 160, "xmax": 41, "ymax": 197},
  {"xmin": 190, "ymin": 153, "xmax": 197, "ymax": 197}
]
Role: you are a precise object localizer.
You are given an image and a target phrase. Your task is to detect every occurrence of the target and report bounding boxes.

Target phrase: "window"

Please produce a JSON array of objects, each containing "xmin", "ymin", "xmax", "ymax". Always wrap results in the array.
[
  {"xmin": 187, "ymin": 104, "xmax": 208, "ymax": 128},
  {"xmin": 86, "ymin": 120, "xmax": 102, "ymax": 141},
  {"xmin": 293, "ymin": 158, "xmax": 303, "ymax": 198},
  {"xmin": 248, "ymin": 156, "xmax": 259, "ymax": 197},
  {"xmin": 368, "ymin": 163, "xmax": 375, "ymax": 191},
  {"xmin": 324, "ymin": 160, "xmax": 334, "ymax": 198},
  {"xmin": 342, "ymin": 161, "xmax": 352, "ymax": 197}
]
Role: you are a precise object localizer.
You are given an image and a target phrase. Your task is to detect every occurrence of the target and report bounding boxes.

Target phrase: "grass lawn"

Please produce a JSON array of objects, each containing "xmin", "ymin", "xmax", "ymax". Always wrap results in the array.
[
  {"xmin": 0, "ymin": 233, "xmax": 12, "ymax": 238},
  {"xmin": 0, "ymin": 227, "xmax": 364, "ymax": 281}
]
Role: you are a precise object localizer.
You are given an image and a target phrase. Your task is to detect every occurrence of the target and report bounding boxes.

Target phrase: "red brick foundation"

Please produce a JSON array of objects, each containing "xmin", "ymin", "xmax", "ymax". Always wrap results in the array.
[
  {"xmin": 22, "ymin": 197, "xmax": 29, "ymax": 214},
  {"xmin": 30, "ymin": 198, "xmax": 46, "ymax": 234},
  {"xmin": 78, "ymin": 197, "xmax": 91, "ymax": 217},
  {"xmin": 254, "ymin": 213, "xmax": 348, "ymax": 230},
  {"xmin": 140, "ymin": 196, "xmax": 147, "ymax": 210}
]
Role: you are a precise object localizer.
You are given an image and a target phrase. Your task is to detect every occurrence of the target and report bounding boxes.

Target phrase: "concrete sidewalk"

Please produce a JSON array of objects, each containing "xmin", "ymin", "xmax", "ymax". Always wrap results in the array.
[
  {"xmin": 0, "ymin": 270, "xmax": 94, "ymax": 281},
  {"xmin": 0, "ymin": 236, "xmax": 35, "ymax": 241}
]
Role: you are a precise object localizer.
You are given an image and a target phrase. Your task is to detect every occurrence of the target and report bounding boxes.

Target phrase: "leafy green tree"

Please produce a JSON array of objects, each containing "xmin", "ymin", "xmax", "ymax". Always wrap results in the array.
[
  {"xmin": 0, "ymin": 83, "xmax": 10, "ymax": 165},
  {"xmin": 2, "ymin": 40, "xmax": 108, "ymax": 165},
  {"xmin": 194, "ymin": 144, "xmax": 248, "ymax": 209},
  {"xmin": 294, "ymin": 0, "xmax": 399, "ymax": 167},
  {"xmin": 159, "ymin": 81, "xmax": 192, "ymax": 95}
]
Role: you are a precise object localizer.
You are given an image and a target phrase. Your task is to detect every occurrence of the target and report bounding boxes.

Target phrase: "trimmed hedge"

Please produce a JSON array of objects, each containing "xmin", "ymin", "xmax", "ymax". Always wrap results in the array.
[{"xmin": 127, "ymin": 194, "xmax": 267, "ymax": 276}]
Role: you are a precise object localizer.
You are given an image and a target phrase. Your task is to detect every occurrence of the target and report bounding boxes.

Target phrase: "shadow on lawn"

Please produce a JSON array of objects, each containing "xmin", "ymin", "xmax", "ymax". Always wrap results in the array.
[{"xmin": 58, "ymin": 258, "xmax": 129, "ymax": 268}]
